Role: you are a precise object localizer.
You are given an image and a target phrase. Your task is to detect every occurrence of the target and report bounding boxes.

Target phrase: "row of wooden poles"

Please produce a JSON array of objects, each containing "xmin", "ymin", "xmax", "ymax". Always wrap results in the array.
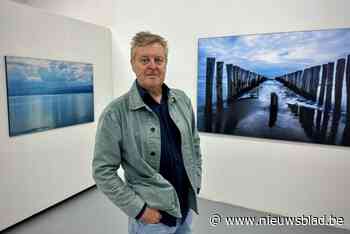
[
  {"xmin": 205, "ymin": 57, "xmax": 268, "ymax": 114},
  {"xmin": 288, "ymin": 103, "xmax": 350, "ymax": 145},
  {"xmin": 275, "ymin": 55, "xmax": 350, "ymax": 121}
]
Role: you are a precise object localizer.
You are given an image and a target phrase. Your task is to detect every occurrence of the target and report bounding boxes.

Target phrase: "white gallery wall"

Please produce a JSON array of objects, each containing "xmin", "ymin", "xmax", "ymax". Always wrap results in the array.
[
  {"xmin": 10, "ymin": 0, "xmax": 113, "ymax": 28},
  {"xmin": 4, "ymin": 0, "xmax": 350, "ymax": 231},
  {"xmin": 0, "ymin": 1, "xmax": 112, "ymax": 231},
  {"xmin": 110, "ymin": 0, "xmax": 350, "ymax": 230}
]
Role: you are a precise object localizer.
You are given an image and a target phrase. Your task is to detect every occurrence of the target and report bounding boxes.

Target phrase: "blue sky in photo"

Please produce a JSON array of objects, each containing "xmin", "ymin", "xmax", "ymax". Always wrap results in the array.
[
  {"xmin": 6, "ymin": 56, "xmax": 93, "ymax": 95},
  {"xmin": 198, "ymin": 28, "xmax": 350, "ymax": 79}
]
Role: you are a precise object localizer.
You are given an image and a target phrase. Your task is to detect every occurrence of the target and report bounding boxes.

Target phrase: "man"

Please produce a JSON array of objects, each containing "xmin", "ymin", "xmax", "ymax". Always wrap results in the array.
[{"xmin": 92, "ymin": 31, "xmax": 202, "ymax": 234}]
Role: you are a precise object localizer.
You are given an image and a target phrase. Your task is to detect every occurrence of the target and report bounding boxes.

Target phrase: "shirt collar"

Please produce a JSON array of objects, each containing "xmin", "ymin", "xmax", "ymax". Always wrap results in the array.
[
  {"xmin": 135, "ymin": 80, "xmax": 169, "ymax": 104},
  {"xmin": 128, "ymin": 80, "xmax": 177, "ymax": 111}
]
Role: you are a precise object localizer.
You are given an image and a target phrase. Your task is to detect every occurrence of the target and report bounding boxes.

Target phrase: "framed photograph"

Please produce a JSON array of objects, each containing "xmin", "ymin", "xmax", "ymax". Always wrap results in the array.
[
  {"xmin": 5, "ymin": 56, "xmax": 94, "ymax": 136},
  {"xmin": 197, "ymin": 28, "xmax": 350, "ymax": 146}
]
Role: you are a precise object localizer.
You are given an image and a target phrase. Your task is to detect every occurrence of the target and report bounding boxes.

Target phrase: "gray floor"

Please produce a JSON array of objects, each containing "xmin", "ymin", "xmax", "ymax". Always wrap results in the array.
[{"xmin": 3, "ymin": 187, "xmax": 349, "ymax": 234}]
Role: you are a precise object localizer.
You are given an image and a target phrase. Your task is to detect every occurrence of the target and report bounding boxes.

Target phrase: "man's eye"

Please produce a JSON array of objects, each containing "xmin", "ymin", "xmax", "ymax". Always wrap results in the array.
[
  {"xmin": 155, "ymin": 58, "xmax": 165, "ymax": 64},
  {"xmin": 140, "ymin": 58, "xmax": 149, "ymax": 64}
]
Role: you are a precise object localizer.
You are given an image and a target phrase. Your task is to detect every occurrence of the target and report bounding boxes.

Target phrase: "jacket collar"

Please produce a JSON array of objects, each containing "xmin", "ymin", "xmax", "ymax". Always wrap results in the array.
[{"xmin": 128, "ymin": 80, "xmax": 178, "ymax": 110}]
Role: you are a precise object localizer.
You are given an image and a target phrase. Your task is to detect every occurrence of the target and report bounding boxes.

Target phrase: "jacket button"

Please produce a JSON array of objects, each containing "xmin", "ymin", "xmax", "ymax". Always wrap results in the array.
[
  {"xmin": 150, "ymin": 152, "xmax": 156, "ymax": 156},
  {"xmin": 150, "ymin": 127, "xmax": 155, "ymax": 132}
]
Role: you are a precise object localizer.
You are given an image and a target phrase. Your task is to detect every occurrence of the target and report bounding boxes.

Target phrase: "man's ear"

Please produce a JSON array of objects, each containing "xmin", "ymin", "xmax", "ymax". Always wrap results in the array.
[{"xmin": 130, "ymin": 59, "xmax": 136, "ymax": 73}]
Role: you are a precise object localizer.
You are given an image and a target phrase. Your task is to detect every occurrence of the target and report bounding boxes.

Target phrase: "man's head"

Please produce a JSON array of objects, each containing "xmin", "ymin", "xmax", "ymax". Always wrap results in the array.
[{"xmin": 130, "ymin": 31, "xmax": 168, "ymax": 91}]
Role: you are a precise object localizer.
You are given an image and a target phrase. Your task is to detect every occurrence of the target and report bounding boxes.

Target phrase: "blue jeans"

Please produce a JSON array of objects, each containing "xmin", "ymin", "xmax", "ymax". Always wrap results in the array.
[{"xmin": 128, "ymin": 210, "xmax": 193, "ymax": 234}]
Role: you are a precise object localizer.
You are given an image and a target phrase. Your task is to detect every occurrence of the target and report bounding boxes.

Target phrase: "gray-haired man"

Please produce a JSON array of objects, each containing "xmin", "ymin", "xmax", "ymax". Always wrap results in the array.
[{"xmin": 93, "ymin": 31, "xmax": 202, "ymax": 234}]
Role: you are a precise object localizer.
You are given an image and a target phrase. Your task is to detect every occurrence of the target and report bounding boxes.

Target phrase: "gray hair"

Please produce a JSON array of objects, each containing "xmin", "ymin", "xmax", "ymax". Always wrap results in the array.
[{"xmin": 130, "ymin": 31, "xmax": 168, "ymax": 61}]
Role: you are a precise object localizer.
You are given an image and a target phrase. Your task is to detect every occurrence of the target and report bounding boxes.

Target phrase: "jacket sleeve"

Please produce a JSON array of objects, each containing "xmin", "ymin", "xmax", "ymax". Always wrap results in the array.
[
  {"xmin": 186, "ymin": 97, "xmax": 203, "ymax": 191},
  {"xmin": 92, "ymin": 110, "xmax": 145, "ymax": 218}
]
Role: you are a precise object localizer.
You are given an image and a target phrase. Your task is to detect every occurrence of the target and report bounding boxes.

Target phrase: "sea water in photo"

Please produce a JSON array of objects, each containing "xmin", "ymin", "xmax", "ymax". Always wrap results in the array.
[{"xmin": 5, "ymin": 56, "xmax": 94, "ymax": 136}]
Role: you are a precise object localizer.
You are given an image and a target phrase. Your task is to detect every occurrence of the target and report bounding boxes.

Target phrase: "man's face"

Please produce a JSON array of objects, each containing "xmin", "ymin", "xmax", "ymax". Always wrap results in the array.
[{"xmin": 131, "ymin": 43, "xmax": 167, "ymax": 91}]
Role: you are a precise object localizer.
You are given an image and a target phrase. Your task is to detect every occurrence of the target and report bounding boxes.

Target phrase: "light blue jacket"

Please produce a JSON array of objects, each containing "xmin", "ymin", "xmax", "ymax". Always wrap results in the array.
[{"xmin": 92, "ymin": 81, "xmax": 202, "ymax": 218}]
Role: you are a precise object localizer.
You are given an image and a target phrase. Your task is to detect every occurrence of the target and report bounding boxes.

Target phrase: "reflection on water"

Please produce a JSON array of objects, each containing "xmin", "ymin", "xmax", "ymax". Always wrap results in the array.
[
  {"xmin": 198, "ymin": 79, "xmax": 350, "ymax": 146},
  {"xmin": 8, "ymin": 93, "xmax": 94, "ymax": 136}
]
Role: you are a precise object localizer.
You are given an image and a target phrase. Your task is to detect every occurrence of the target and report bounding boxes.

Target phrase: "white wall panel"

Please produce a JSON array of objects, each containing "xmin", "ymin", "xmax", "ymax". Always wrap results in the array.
[{"xmin": 0, "ymin": 1, "xmax": 112, "ymax": 230}]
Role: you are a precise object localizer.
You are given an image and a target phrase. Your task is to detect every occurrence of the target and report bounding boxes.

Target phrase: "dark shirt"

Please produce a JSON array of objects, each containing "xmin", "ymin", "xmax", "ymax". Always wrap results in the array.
[{"xmin": 135, "ymin": 81, "xmax": 190, "ymax": 226}]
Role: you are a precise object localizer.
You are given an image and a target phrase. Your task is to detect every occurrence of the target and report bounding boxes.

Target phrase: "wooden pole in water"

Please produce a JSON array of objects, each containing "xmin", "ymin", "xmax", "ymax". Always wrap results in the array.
[
  {"xmin": 205, "ymin": 57, "xmax": 215, "ymax": 114},
  {"xmin": 321, "ymin": 112, "xmax": 330, "ymax": 142},
  {"xmin": 315, "ymin": 109, "xmax": 322, "ymax": 140},
  {"xmin": 237, "ymin": 67, "xmax": 242, "ymax": 94},
  {"xmin": 334, "ymin": 58, "xmax": 346, "ymax": 119},
  {"xmin": 324, "ymin": 62, "xmax": 335, "ymax": 112},
  {"xmin": 306, "ymin": 68, "xmax": 313, "ymax": 99},
  {"xmin": 318, "ymin": 64, "xmax": 327, "ymax": 106},
  {"xmin": 310, "ymin": 68, "xmax": 315, "ymax": 100},
  {"xmin": 301, "ymin": 69, "xmax": 307, "ymax": 97},
  {"xmin": 311, "ymin": 65, "xmax": 321, "ymax": 102},
  {"xmin": 343, "ymin": 55, "xmax": 350, "ymax": 145},
  {"xmin": 292, "ymin": 72, "xmax": 297, "ymax": 91},
  {"xmin": 226, "ymin": 64, "xmax": 233, "ymax": 101},
  {"xmin": 305, "ymin": 107, "xmax": 315, "ymax": 138},
  {"xmin": 232, "ymin": 65, "xmax": 237, "ymax": 97},
  {"xmin": 247, "ymin": 71, "xmax": 251, "ymax": 89},
  {"xmin": 269, "ymin": 92, "xmax": 278, "ymax": 127},
  {"xmin": 205, "ymin": 57, "xmax": 215, "ymax": 131},
  {"xmin": 302, "ymin": 69, "xmax": 308, "ymax": 96},
  {"xmin": 297, "ymin": 70, "xmax": 303, "ymax": 93},
  {"xmin": 216, "ymin": 61, "xmax": 224, "ymax": 112},
  {"xmin": 253, "ymin": 73, "xmax": 257, "ymax": 87},
  {"xmin": 242, "ymin": 69, "xmax": 246, "ymax": 90},
  {"xmin": 250, "ymin": 73, "xmax": 253, "ymax": 88},
  {"xmin": 346, "ymin": 55, "xmax": 350, "ymax": 123},
  {"xmin": 247, "ymin": 71, "xmax": 250, "ymax": 89}
]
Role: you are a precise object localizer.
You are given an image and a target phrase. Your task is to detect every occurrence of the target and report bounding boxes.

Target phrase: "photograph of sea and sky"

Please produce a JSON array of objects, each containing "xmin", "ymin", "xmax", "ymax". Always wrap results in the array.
[{"xmin": 5, "ymin": 56, "xmax": 94, "ymax": 136}]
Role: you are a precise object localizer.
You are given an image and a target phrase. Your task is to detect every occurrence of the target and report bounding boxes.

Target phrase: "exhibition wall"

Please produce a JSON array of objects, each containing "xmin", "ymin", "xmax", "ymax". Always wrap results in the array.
[
  {"xmin": 109, "ymin": 0, "xmax": 350, "ymax": 230},
  {"xmin": 0, "ymin": 1, "xmax": 112, "ymax": 231},
  {"xmin": 10, "ymin": 0, "xmax": 113, "ymax": 28},
  {"xmin": 3, "ymin": 0, "xmax": 350, "ymax": 231}
]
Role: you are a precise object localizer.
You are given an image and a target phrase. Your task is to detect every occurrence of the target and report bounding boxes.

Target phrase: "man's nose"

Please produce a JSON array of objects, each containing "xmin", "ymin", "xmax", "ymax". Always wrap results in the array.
[{"xmin": 147, "ymin": 59, "xmax": 157, "ymax": 68}]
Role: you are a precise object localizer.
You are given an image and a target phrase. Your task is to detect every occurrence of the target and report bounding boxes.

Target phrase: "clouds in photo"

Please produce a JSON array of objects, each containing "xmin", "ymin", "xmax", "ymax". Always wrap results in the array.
[
  {"xmin": 6, "ymin": 56, "xmax": 93, "ymax": 87},
  {"xmin": 198, "ymin": 28, "xmax": 350, "ymax": 78}
]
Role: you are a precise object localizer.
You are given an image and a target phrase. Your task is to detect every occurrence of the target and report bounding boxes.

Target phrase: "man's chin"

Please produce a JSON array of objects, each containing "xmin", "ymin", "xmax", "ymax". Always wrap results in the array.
[{"xmin": 142, "ymin": 78, "xmax": 164, "ymax": 88}]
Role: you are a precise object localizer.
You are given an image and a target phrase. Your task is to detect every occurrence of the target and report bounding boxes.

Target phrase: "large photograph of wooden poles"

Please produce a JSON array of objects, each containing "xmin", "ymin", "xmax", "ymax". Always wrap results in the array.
[{"xmin": 197, "ymin": 28, "xmax": 350, "ymax": 146}]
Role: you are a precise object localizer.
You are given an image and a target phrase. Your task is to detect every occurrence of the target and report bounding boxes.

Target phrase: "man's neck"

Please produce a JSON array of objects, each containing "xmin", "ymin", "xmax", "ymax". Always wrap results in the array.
[
  {"xmin": 147, "ymin": 87, "xmax": 162, "ymax": 104},
  {"xmin": 136, "ymin": 80, "xmax": 163, "ymax": 104}
]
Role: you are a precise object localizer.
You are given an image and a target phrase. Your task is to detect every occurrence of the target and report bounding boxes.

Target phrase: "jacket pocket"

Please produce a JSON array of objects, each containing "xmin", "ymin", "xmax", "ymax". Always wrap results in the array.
[{"xmin": 129, "ymin": 174, "xmax": 177, "ymax": 213}]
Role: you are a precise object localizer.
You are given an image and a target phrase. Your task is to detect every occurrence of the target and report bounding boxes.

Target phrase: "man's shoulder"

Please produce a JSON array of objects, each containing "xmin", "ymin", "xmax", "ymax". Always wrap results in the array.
[
  {"xmin": 169, "ymin": 87, "xmax": 191, "ymax": 104},
  {"xmin": 100, "ymin": 91, "xmax": 131, "ymax": 119},
  {"xmin": 169, "ymin": 87, "xmax": 189, "ymax": 99}
]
